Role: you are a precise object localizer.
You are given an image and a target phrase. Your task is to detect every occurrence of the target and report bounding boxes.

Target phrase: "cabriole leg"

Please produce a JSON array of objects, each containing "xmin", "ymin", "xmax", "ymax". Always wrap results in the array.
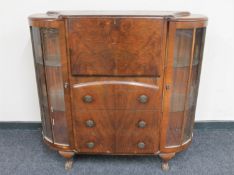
[
  {"xmin": 58, "ymin": 151, "xmax": 75, "ymax": 170},
  {"xmin": 159, "ymin": 153, "xmax": 175, "ymax": 171}
]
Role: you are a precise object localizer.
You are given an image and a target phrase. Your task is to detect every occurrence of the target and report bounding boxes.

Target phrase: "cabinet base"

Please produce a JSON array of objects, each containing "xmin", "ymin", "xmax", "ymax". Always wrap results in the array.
[{"xmin": 57, "ymin": 151, "xmax": 177, "ymax": 171}]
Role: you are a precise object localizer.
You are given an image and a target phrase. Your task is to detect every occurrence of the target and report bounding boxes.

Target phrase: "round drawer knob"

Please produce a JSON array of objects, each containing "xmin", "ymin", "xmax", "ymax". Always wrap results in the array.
[
  {"xmin": 83, "ymin": 95, "xmax": 93, "ymax": 103},
  {"xmin": 138, "ymin": 142, "xmax": 145, "ymax": 149},
  {"xmin": 138, "ymin": 120, "xmax": 146, "ymax": 128},
  {"xmin": 138, "ymin": 95, "xmax": 148, "ymax": 104},
  {"xmin": 86, "ymin": 142, "xmax": 95, "ymax": 149},
  {"xmin": 85, "ymin": 119, "xmax": 95, "ymax": 128}
]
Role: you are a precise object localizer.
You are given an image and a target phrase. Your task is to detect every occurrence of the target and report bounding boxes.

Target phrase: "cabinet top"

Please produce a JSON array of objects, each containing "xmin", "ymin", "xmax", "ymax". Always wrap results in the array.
[{"xmin": 29, "ymin": 11, "xmax": 207, "ymax": 21}]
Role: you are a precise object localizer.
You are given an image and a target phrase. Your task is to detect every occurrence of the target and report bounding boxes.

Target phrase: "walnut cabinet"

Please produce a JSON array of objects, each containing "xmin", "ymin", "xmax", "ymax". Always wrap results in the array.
[{"xmin": 29, "ymin": 11, "xmax": 207, "ymax": 171}]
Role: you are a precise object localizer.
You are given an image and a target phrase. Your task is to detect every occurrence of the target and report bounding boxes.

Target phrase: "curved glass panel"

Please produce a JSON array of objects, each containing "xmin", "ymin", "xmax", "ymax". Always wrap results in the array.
[
  {"xmin": 183, "ymin": 28, "xmax": 206, "ymax": 142},
  {"xmin": 166, "ymin": 29, "xmax": 193, "ymax": 147},
  {"xmin": 31, "ymin": 27, "xmax": 53, "ymax": 140},
  {"xmin": 41, "ymin": 28, "xmax": 69, "ymax": 145}
]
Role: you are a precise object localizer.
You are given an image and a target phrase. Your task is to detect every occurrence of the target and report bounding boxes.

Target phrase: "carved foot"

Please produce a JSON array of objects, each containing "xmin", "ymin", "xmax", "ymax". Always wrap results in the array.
[
  {"xmin": 58, "ymin": 151, "xmax": 75, "ymax": 171},
  {"xmin": 161, "ymin": 162, "xmax": 169, "ymax": 171},
  {"xmin": 65, "ymin": 158, "xmax": 73, "ymax": 170},
  {"xmin": 159, "ymin": 153, "xmax": 175, "ymax": 171}
]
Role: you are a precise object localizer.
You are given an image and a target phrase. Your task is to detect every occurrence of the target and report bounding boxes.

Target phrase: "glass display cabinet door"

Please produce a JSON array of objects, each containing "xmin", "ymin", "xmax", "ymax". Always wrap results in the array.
[
  {"xmin": 31, "ymin": 27, "xmax": 53, "ymax": 141},
  {"xmin": 182, "ymin": 28, "xmax": 206, "ymax": 143},
  {"xmin": 165, "ymin": 24, "xmax": 206, "ymax": 148},
  {"xmin": 166, "ymin": 29, "xmax": 193, "ymax": 147},
  {"xmin": 31, "ymin": 27, "xmax": 70, "ymax": 146},
  {"xmin": 41, "ymin": 28, "xmax": 69, "ymax": 145}
]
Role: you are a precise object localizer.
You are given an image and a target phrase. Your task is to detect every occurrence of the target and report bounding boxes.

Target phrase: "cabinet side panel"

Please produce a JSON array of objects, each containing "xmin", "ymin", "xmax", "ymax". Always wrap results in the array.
[
  {"xmin": 41, "ymin": 28, "xmax": 69, "ymax": 145},
  {"xmin": 31, "ymin": 27, "xmax": 53, "ymax": 141}
]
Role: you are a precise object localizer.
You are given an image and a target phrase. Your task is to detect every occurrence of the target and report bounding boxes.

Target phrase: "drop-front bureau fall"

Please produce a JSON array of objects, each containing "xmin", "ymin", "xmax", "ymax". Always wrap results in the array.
[{"xmin": 29, "ymin": 11, "xmax": 207, "ymax": 171}]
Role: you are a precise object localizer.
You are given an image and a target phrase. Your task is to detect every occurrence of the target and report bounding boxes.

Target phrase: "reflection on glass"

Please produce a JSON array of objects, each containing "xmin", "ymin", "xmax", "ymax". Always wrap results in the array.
[
  {"xmin": 31, "ymin": 27, "xmax": 43, "ymax": 64},
  {"xmin": 42, "ymin": 28, "xmax": 69, "ymax": 144},
  {"xmin": 166, "ymin": 29, "xmax": 193, "ymax": 147},
  {"xmin": 42, "ymin": 28, "xmax": 61, "ymax": 67},
  {"xmin": 173, "ymin": 30, "xmax": 193, "ymax": 67},
  {"xmin": 45, "ymin": 67, "xmax": 65, "ymax": 111},
  {"xmin": 183, "ymin": 28, "xmax": 206, "ymax": 142},
  {"xmin": 31, "ymin": 27, "xmax": 53, "ymax": 140}
]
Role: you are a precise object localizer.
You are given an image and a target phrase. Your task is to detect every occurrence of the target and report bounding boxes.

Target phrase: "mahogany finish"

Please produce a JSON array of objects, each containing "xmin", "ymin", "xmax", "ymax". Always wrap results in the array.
[{"xmin": 29, "ymin": 11, "xmax": 207, "ymax": 171}]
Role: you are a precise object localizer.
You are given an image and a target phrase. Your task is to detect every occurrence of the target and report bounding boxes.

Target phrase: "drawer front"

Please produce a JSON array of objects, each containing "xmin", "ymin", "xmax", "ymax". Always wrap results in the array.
[
  {"xmin": 71, "ymin": 77, "xmax": 162, "ymax": 110},
  {"xmin": 73, "ymin": 110, "xmax": 160, "ymax": 154},
  {"xmin": 74, "ymin": 110, "xmax": 115, "ymax": 153},
  {"xmin": 115, "ymin": 110, "xmax": 160, "ymax": 153},
  {"xmin": 68, "ymin": 18, "xmax": 164, "ymax": 76}
]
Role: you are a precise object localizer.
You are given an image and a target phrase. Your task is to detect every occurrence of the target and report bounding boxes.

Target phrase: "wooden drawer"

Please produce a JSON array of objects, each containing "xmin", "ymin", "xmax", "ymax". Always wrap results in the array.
[
  {"xmin": 74, "ymin": 110, "xmax": 115, "ymax": 153},
  {"xmin": 115, "ymin": 110, "xmax": 160, "ymax": 153},
  {"xmin": 71, "ymin": 77, "xmax": 162, "ymax": 110},
  {"xmin": 68, "ymin": 18, "xmax": 164, "ymax": 76},
  {"xmin": 73, "ymin": 110, "xmax": 160, "ymax": 154}
]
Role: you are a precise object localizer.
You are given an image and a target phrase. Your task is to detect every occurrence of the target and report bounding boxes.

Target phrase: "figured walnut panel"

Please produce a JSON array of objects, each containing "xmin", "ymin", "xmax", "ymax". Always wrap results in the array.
[
  {"xmin": 71, "ymin": 77, "xmax": 161, "ymax": 110},
  {"xmin": 71, "ymin": 77, "xmax": 162, "ymax": 153},
  {"xmin": 115, "ymin": 110, "xmax": 160, "ymax": 154},
  {"xmin": 73, "ymin": 110, "xmax": 160, "ymax": 153},
  {"xmin": 68, "ymin": 18, "xmax": 164, "ymax": 76},
  {"xmin": 74, "ymin": 110, "xmax": 115, "ymax": 153}
]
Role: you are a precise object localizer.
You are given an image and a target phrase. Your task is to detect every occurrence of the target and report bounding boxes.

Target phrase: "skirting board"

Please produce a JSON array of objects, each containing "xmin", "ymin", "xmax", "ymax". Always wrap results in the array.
[{"xmin": 0, "ymin": 121, "xmax": 234, "ymax": 130}]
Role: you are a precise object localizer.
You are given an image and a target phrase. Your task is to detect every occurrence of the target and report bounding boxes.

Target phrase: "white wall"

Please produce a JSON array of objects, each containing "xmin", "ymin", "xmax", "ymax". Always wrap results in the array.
[{"xmin": 0, "ymin": 0, "xmax": 233, "ymax": 121}]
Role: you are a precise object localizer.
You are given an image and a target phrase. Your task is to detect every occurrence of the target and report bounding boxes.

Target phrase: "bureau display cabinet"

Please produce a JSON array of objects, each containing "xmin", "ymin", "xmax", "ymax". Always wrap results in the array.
[{"xmin": 29, "ymin": 11, "xmax": 207, "ymax": 171}]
